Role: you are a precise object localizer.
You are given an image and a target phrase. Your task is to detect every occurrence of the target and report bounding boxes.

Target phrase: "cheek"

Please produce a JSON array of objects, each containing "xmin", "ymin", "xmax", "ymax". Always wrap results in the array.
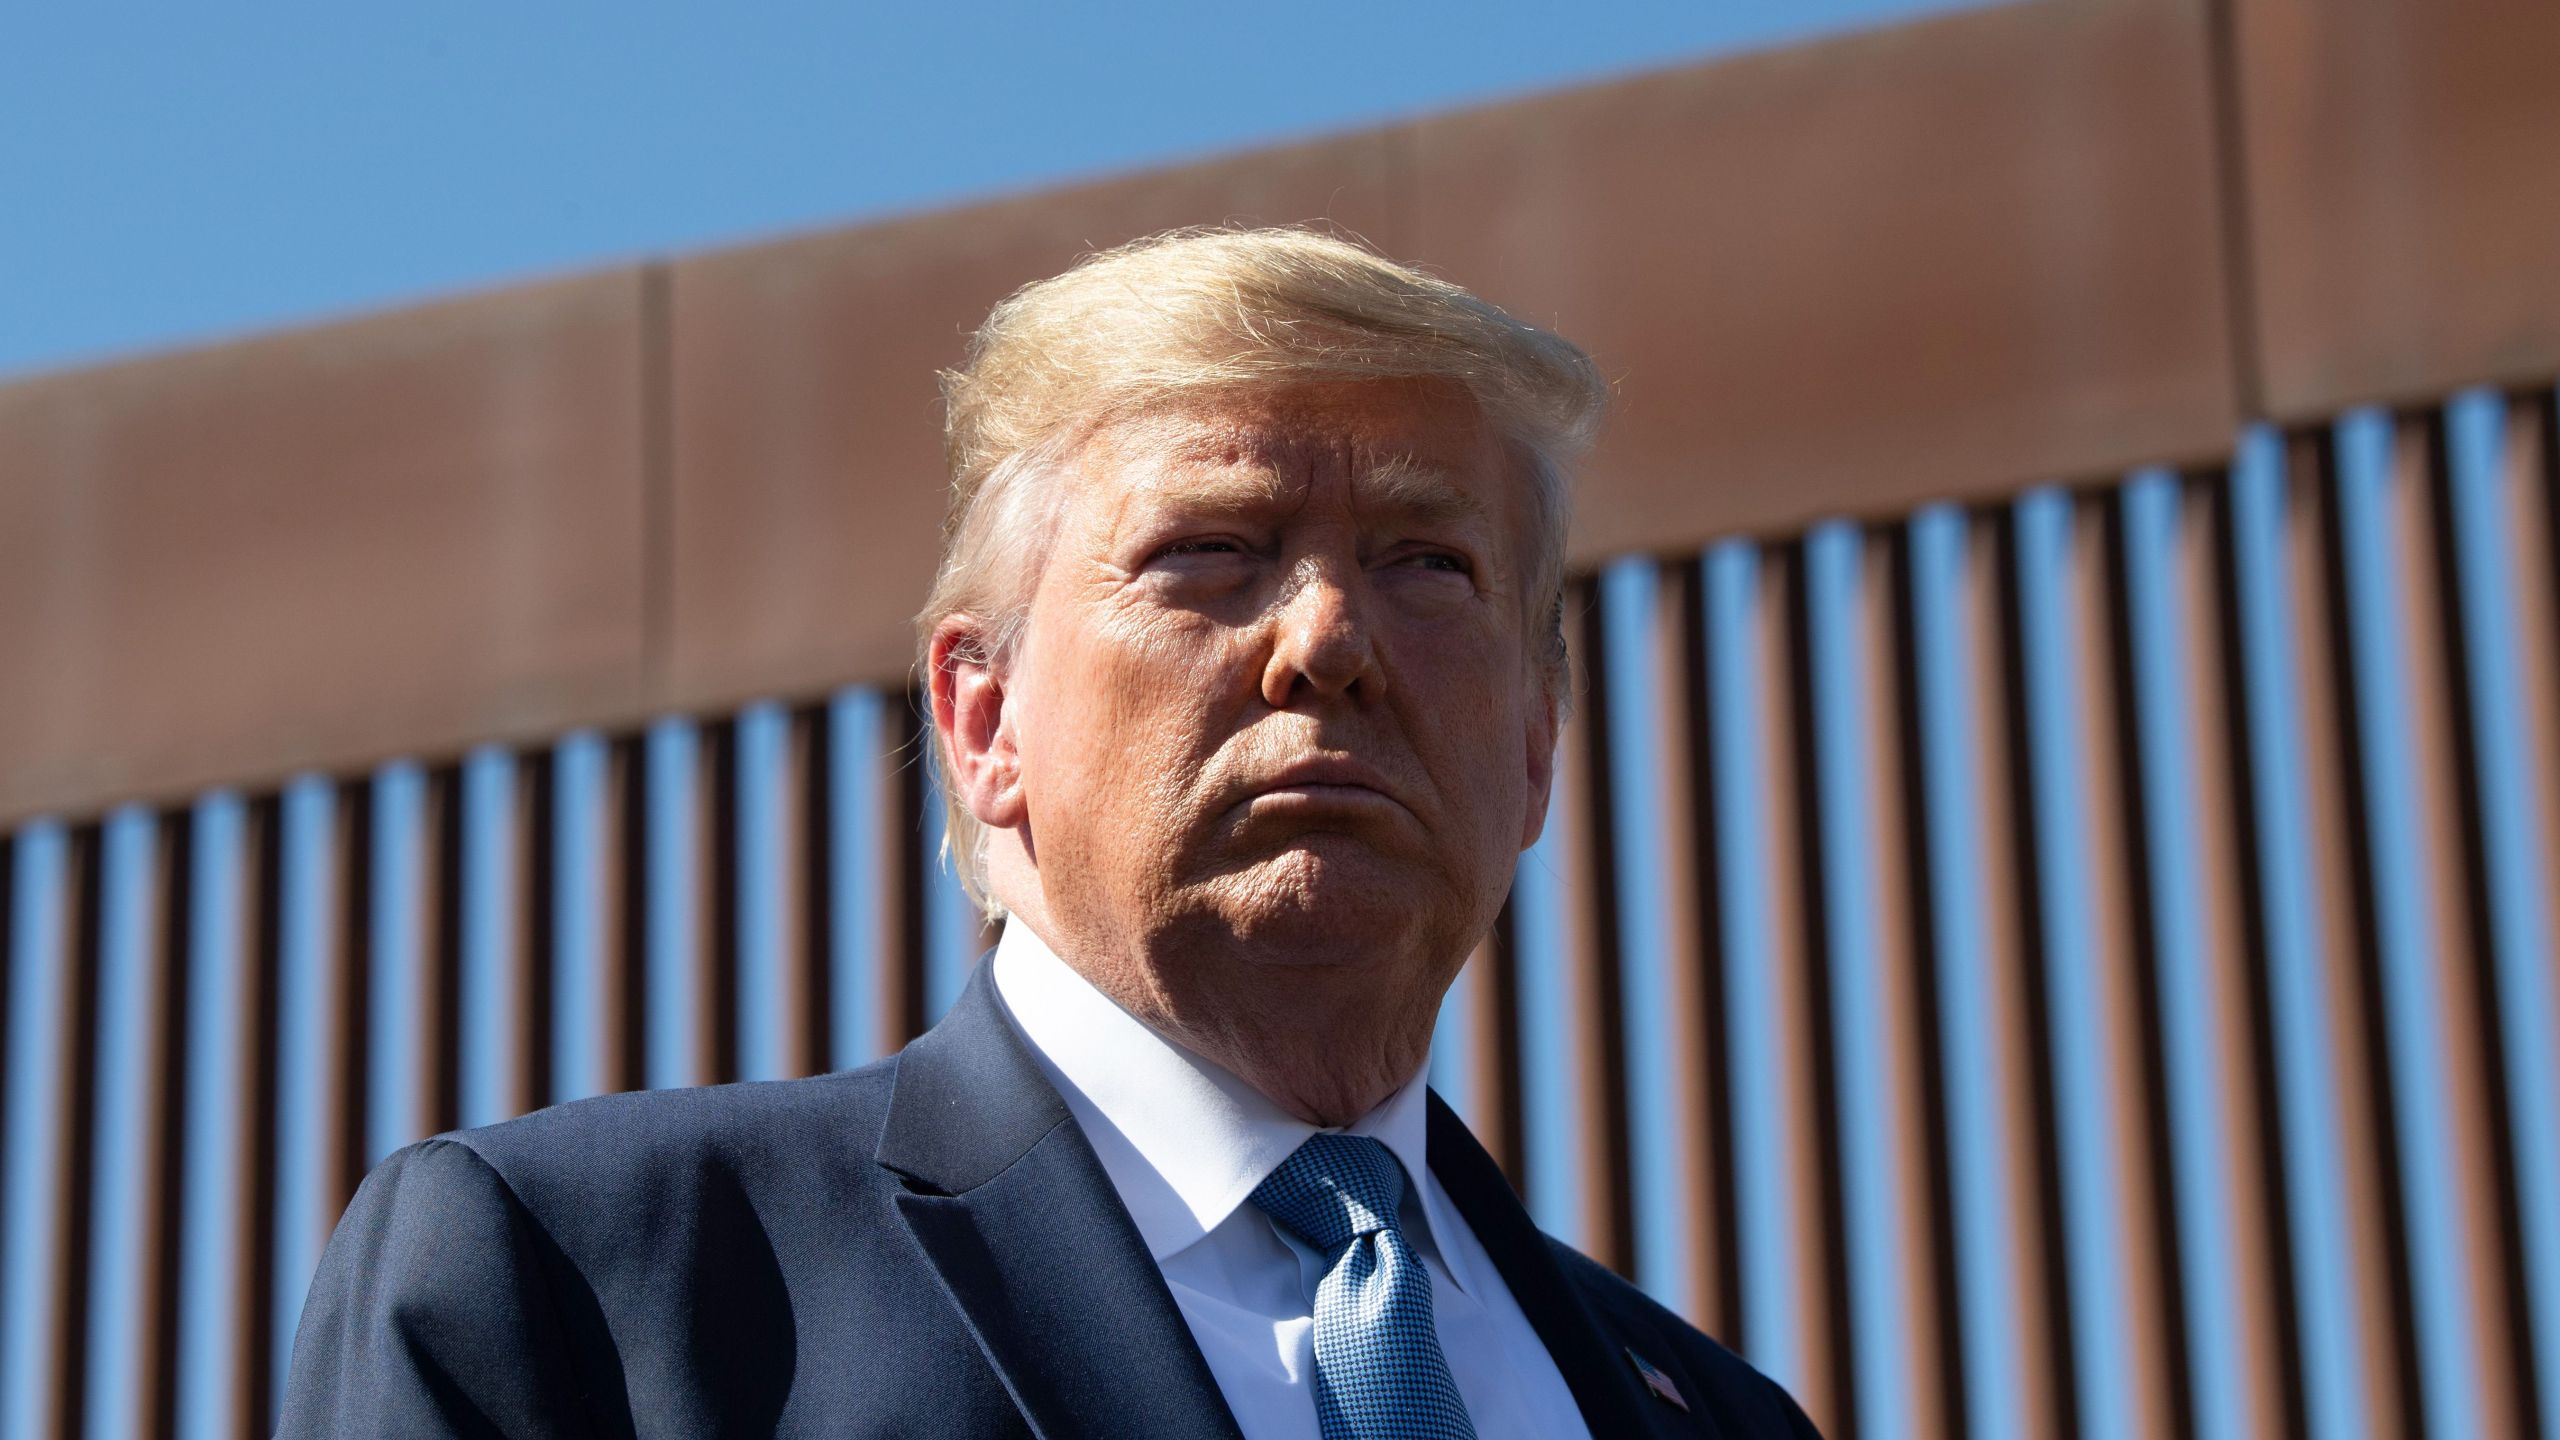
[
  {"xmin": 1406, "ymin": 635, "xmax": 1545, "ymax": 816},
  {"xmin": 1015, "ymin": 609, "xmax": 1248, "ymax": 820}
]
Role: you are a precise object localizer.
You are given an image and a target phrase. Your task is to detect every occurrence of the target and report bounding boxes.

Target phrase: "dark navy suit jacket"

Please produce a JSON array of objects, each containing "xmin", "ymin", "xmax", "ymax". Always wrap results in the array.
[{"xmin": 276, "ymin": 961, "xmax": 1821, "ymax": 1438}]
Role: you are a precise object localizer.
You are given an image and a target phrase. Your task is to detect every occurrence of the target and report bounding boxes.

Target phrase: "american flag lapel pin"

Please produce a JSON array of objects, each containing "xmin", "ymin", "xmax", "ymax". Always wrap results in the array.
[{"xmin": 1625, "ymin": 1347, "xmax": 1690, "ymax": 1412}]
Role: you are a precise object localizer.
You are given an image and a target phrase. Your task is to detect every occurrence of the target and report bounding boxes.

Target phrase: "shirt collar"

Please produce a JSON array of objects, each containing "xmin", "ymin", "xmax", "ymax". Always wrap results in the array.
[{"xmin": 988, "ymin": 916, "xmax": 1474, "ymax": 1293}]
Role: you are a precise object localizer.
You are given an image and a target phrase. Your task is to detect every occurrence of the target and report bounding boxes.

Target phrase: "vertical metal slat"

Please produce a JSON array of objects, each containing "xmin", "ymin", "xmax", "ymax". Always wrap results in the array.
[
  {"xmin": 1907, "ymin": 505, "xmax": 2032, "ymax": 1440},
  {"xmin": 1, "ymin": 822, "xmax": 71, "ymax": 1440},
  {"xmin": 2330, "ymin": 407, "xmax": 2504, "ymax": 1439},
  {"xmin": 1597, "ymin": 558, "xmax": 1703, "ymax": 1312},
  {"xmin": 173, "ymin": 795, "xmax": 265, "ymax": 1440},
  {"xmin": 549, "ymin": 733, "xmax": 607, "ymax": 1103},
  {"xmin": 83, "ymin": 808, "xmax": 176, "ymax": 1440},
  {"xmin": 458, "ymin": 746, "xmax": 523, "ymax": 1129},
  {"xmin": 1802, "ymin": 520, "xmax": 1938, "ymax": 1438},
  {"xmin": 365, "ymin": 764, "xmax": 427, "ymax": 1160},
  {"xmin": 2117, "ymin": 469, "xmax": 2268, "ymax": 1440},
  {"xmin": 1658, "ymin": 556, "xmax": 1739, "ymax": 1343},
  {"xmin": 1565, "ymin": 578, "xmax": 1635, "ymax": 1277},
  {"xmin": 1703, "ymin": 541, "xmax": 1811, "ymax": 1400},
  {"xmin": 2227, "ymin": 427, "xmax": 2375, "ymax": 1440},
  {"xmin": 826, "ymin": 689, "xmax": 891, "ymax": 1070},
  {"xmin": 736, "ymin": 702, "xmax": 797, "ymax": 1082},
  {"xmin": 643, "ymin": 720, "xmax": 707, "ymax": 1091},
  {"xmin": 266, "ymin": 778, "xmax": 345, "ymax": 1419},
  {"xmin": 2443, "ymin": 388, "xmax": 2560, "ymax": 1439},
  {"xmin": 2011, "ymin": 489, "xmax": 2154, "ymax": 1440},
  {"xmin": 2172, "ymin": 469, "xmax": 2296, "ymax": 1440},
  {"xmin": 1511, "ymin": 669, "xmax": 1588, "ymax": 1252}
]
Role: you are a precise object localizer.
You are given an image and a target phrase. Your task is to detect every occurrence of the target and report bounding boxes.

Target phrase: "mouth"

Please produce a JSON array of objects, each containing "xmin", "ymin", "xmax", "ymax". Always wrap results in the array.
[{"xmin": 1234, "ymin": 755, "xmax": 1415, "ymax": 821}]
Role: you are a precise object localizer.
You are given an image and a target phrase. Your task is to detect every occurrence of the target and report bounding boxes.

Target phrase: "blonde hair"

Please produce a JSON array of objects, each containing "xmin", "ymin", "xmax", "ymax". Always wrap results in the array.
[{"xmin": 919, "ymin": 224, "xmax": 1607, "ymax": 914}]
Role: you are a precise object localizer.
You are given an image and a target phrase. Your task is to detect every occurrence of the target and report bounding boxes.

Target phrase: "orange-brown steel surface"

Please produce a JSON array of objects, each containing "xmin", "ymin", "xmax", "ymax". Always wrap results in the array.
[
  {"xmin": 7, "ymin": 4, "xmax": 2560, "ymax": 1436},
  {"xmin": 0, "ymin": 275, "xmax": 651, "ymax": 829},
  {"xmin": 2234, "ymin": 0, "xmax": 2560, "ymax": 415},
  {"xmin": 1412, "ymin": 0, "xmax": 2241, "ymax": 562}
]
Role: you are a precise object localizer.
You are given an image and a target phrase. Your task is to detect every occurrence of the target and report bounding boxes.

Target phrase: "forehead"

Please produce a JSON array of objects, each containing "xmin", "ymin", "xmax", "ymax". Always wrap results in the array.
[{"xmin": 1074, "ymin": 378, "xmax": 1509, "ymax": 506}]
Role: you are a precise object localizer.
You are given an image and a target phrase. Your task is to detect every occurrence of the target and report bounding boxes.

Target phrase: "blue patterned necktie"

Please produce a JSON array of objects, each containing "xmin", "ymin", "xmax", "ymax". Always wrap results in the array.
[{"xmin": 1249, "ymin": 1133, "xmax": 1478, "ymax": 1440}]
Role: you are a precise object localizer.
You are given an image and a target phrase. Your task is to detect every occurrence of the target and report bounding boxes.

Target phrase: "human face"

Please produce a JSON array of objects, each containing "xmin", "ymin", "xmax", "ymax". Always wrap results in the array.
[{"xmin": 992, "ymin": 378, "xmax": 1557, "ymax": 1015}]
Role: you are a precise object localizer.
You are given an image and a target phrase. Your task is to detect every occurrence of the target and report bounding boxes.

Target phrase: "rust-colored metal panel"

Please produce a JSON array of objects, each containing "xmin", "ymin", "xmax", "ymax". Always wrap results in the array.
[
  {"xmin": 879, "ymin": 697, "xmax": 929, "ymax": 1055},
  {"xmin": 2234, "ymin": 0, "xmax": 2560, "ymax": 415},
  {"xmin": 660, "ymin": 135, "xmax": 1407, "ymax": 711},
  {"xmin": 59, "ymin": 826, "xmax": 103, "ymax": 1437},
  {"xmin": 778, "ymin": 707, "xmax": 819, "ymax": 1080},
  {"xmin": 604, "ymin": 736, "xmax": 648, "ymax": 1098},
  {"xmin": 330, "ymin": 783, "xmax": 373, "ymax": 1215},
  {"xmin": 0, "ymin": 273, "xmax": 650, "ymax": 830},
  {"xmin": 424, "ymin": 769, "xmax": 463, "ymax": 1139},
  {"xmin": 798, "ymin": 705, "xmax": 837, "ymax": 1077},
  {"xmin": 514, "ymin": 751, "xmax": 554, "ymax": 1119},
  {"xmin": 699, "ymin": 721, "xmax": 738, "ymax": 1087},
  {"xmin": 1411, "ymin": 0, "xmax": 2240, "ymax": 564}
]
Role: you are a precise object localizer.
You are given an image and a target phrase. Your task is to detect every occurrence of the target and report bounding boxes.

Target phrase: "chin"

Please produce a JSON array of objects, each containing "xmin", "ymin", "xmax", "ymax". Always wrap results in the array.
[{"xmin": 1187, "ymin": 840, "xmax": 1449, "ymax": 960}]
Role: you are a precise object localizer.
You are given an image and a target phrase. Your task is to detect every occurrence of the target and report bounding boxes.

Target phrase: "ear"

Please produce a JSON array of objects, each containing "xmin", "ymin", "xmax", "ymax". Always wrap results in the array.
[
  {"xmin": 928, "ymin": 616, "xmax": 1029, "ymax": 830},
  {"xmin": 1518, "ymin": 683, "xmax": 1559, "ymax": 851}
]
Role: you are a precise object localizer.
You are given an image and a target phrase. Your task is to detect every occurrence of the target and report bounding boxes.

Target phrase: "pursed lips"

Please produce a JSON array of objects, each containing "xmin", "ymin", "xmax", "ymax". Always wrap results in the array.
[{"xmin": 1234, "ymin": 755, "xmax": 1418, "ymax": 821}]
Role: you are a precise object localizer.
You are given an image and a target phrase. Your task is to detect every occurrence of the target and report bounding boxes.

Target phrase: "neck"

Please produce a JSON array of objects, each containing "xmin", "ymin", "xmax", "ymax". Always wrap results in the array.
[
  {"xmin": 1164, "ymin": 1000, "xmax": 1432, "ymax": 1128},
  {"xmin": 994, "ymin": 899, "xmax": 1447, "ymax": 1128}
]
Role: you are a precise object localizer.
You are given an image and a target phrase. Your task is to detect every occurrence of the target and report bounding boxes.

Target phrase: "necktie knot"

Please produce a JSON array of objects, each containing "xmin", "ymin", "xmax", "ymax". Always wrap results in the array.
[
  {"xmin": 1247, "ymin": 1131, "xmax": 1474, "ymax": 1438},
  {"xmin": 1250, "ymin": 1133, "xmax": 1407, "ymax": 1253}
]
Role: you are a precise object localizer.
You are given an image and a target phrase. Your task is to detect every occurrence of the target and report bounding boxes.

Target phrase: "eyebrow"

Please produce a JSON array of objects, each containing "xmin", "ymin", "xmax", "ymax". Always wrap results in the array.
[
  {"xmin": 1132, "ymin": 464, "xmax": 1295, "ymax": 518},
  {"xmin": 1355, "ymin": 456, "xmax": 1487, "ymax": 526},
  {"xmin": 1133, "ymin": 455, "xmax": 1488, "ymax": 526}
]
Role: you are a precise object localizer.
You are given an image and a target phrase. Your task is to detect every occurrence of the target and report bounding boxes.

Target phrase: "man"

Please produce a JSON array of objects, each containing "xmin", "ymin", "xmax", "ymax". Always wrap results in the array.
[{"xmin": 278, "ymin": 227, "xmax": 1821, "ymax": 1438}]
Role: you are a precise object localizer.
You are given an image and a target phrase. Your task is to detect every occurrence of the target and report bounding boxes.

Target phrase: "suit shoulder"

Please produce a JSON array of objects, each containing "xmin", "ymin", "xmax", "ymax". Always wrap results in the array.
[
  {"xmin": 433, "ymin": 1058, "xmax": 901, "ymax": 1208},
  {"xmin": 1543, "ymin": 1237, "xmax": 1825, "ymax": 1438}
]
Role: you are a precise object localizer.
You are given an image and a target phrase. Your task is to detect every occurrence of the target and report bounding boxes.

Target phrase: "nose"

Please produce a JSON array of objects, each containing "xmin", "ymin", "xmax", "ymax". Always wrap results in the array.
[{"xmin": 1260, "ymin": 557, "xmax": 1384, "ymax": 708}]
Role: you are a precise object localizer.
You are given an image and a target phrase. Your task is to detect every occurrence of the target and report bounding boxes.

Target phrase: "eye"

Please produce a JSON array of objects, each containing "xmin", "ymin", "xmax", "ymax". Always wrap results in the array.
[
  {"xmin": 1157, "ymin": 538, "xmax": 1243, "ymax": 557},
  {"xmin": 1399, "ymin": 550, "xmax": 1472, "ymax": 576}
]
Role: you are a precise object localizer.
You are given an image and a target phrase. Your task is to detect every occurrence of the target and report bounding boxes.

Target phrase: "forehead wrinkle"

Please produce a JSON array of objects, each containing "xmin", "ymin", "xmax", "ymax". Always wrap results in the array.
[
  {"xmin": 1120, "ymin": 455, "xmax": 1489, "ymax": 535},
  {"xmin": 1120, "ymin": 460, "xmax": 1298, "ymax": 522},
  {"xmin": 1090, "ymin": 391, "xmax": 1499, "ymax": 529}
]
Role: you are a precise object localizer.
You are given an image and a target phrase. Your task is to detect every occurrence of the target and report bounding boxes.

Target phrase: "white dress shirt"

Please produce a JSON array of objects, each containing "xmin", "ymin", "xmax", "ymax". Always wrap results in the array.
[{"xmin": 989, "ymin": 919, "xmax": 1593, "ymax": 1440}]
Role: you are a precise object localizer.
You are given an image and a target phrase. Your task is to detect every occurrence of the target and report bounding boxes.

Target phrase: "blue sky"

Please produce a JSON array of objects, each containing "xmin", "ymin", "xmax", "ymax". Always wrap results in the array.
[{"xmin": 2, "ymin": 1, "xmax": 1981, "ymax": 378}]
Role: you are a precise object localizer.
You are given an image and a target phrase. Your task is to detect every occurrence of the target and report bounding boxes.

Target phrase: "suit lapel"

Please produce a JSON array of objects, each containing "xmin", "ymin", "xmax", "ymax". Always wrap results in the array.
[
  {"xmin": 877, "ymin": 964, "xmax": 1247, "ymax": 1440},
  {"xmin": 1427, "ymin": 1093, "xmax": 1719, "ymax": 1438}
]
